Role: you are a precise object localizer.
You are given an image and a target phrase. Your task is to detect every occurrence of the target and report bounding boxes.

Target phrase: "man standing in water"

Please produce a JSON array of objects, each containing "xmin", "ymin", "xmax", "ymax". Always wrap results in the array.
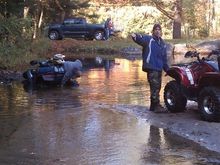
[{"xmin": 131, "ymin": 24, "xmax": 169, "ymax": 112}]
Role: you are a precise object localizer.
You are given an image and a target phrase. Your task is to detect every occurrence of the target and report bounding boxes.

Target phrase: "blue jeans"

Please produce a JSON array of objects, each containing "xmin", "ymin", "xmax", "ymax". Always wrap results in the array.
[{"xmin": 104, "ymin": 28, "xmax": 110, "ymax": 40}]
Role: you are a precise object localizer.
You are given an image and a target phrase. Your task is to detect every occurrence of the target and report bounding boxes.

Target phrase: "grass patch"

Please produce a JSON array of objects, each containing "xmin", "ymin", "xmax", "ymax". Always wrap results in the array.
[{"xmin": 0, "ymin": 37, "xmax": 50, "ymax": 70}]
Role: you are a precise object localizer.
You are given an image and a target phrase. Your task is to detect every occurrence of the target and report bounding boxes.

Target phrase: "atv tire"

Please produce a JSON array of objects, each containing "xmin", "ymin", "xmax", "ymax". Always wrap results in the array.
[
  {"xmin": 198, "ymin": 87, "xmax": 220, "ymax": 122},
  {"xmin": 164, "ymin": 80, "xmax": 187, "ymax": 112}
]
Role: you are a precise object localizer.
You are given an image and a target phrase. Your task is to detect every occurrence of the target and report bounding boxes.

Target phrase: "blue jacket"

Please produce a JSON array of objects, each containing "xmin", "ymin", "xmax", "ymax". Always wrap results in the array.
[{"xmin": 132, "ymin": 34, "xmax": 169, "ymax": 72}]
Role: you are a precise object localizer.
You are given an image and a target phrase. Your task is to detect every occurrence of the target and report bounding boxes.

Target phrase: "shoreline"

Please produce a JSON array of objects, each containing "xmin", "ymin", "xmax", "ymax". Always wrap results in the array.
[
  {"xmin": 92, "ymin": 102, "xmax": 220, "ymax": 154},
  {"xmin": 116, "ymin": 104, "xmax": 220, "ymax": 154}
]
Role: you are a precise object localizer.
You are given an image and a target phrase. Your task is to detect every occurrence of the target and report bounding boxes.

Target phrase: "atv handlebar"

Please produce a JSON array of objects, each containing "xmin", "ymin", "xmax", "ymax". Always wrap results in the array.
[
  {"xmin": 184, "ymin": 49, "xmax": 220, "ymax": 62},
  {"xmin": 184, "ymin": 51, "xmax": 200, "ymax": 58},
  {"xmin": 184, "ymin": 51, "xmax": 201, "ymax": 62},
  {"xmin": 208, "ymin": 49, "xmax": 220, "ymax": 58}
]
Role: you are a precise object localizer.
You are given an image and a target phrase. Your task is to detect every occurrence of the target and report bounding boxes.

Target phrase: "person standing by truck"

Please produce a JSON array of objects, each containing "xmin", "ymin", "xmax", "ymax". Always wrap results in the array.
[{"xmin": 104, "ymin": 18, "xmax": 113, "ymax": 40}]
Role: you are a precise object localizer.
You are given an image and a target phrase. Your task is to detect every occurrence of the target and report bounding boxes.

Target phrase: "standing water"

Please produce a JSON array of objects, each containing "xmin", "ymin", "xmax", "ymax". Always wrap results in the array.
[{"xmin": 0, "ymin": 58, "xmax": 220, "ymax": 165}]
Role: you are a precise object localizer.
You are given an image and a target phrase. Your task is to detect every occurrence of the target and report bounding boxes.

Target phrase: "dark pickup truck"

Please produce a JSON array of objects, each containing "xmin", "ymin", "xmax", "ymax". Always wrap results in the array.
[{"xmin": 48, "ymin": 18, "xmax": 106, "ymax": 40}]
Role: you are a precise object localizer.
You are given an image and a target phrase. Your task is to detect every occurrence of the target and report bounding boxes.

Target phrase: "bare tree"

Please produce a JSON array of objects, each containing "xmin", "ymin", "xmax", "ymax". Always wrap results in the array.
[
  {"xmin": 151, "ymin": 0, "xmax": 182, "ymax": 39},
  {"xmin": 92, "ymin": 0, "xmax": 183, "ymax": 39},
  {"xmin": 54, "ymin": 0, "xmax": 65, "ymax": 22}
]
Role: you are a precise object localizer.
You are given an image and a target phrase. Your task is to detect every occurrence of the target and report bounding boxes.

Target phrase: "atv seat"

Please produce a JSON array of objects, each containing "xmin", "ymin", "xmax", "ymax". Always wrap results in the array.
[
  {"xmin": 206, "ymin": 61, "xmax": 219, "ymax": 71},
  {"xmin": 39, "ymin": 61, "xmax": 51, "ymax": 67}
]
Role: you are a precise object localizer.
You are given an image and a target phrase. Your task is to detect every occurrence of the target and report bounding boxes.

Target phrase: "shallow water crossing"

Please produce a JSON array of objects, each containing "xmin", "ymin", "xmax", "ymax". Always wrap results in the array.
[{"xmin": 0, "ymin": 58, "xmax": 220, "ymax": 164}]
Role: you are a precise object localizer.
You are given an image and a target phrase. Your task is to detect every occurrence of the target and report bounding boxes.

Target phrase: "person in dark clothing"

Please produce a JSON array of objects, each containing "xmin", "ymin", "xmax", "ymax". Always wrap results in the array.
[
  {"xmin": 131, "ymin": 23, "xmax": 169, "ymax": 112},
  {"xmin": 104, "ymin": 18, "xmax": 112, "ymax": 40}
]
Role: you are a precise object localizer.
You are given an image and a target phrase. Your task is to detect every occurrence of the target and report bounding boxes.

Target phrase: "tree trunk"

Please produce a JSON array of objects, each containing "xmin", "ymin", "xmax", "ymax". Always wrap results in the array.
[
  {"xmin": 33, "ymin": 19, "xmax": 37, "ymax": 39},
  {"xmin": 152, "ymin": 0, "xmax": 183, "ymax": 39},
  {"xmin": 60, "ymin": 11, "xmax": 66, "ymax": 22},
  {"xmin": 172, "ymin": 0, "xmax": 182, "ymax": 39},
  {"xmin": 23, "ymin": 7, "xmax": 29, "ymax": 18},
  {"xmin": 38, "ymin": 8, "xmax": 44, "ymax": 29},
  {"xmin": 173, "ymin": 19, "xmax": 181, "ymax": 39},
  {"xmin": 54, "ymin": 0, "xmax": 66, "ymax": 22},
  {"xmin": 210, "ymin": 0, "xmax": 216, "ymax": 35},
  {"xmin": 33, "ymin": 0, "xmax": 44, "ymax": 39},
  {"xmin": 23, "ymin": 5, "xmax": 29, "ymax": 33}
]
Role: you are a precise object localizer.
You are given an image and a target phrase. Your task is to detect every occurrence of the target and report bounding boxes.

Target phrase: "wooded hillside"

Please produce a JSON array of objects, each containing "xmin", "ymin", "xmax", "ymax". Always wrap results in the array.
[{"xmin": 0, "ymin": 0, "xmax": 220, "ymax": 68}]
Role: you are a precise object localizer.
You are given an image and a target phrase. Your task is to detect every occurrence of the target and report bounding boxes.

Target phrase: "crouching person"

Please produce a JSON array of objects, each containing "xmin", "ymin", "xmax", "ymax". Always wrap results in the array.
[{"xmin": 61, "ymin": 59, "xmax": 83, "ymax": 87}]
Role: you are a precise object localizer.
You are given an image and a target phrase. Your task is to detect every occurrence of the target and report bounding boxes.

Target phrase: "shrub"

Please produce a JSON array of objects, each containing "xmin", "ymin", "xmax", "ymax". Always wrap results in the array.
[{"xmin": 198, "ymin": 28, "xmax": 209, "ymax": 38}]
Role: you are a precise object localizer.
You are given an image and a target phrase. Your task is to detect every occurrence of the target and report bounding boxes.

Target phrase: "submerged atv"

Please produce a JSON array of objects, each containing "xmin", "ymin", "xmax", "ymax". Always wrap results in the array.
[
  {"xmin": 164, "ymin": 49, "xmax": 220, "ymax": 122},
  {"xmin": 23, "ymin": 59, "xmax": 80, "ymax": 88}
]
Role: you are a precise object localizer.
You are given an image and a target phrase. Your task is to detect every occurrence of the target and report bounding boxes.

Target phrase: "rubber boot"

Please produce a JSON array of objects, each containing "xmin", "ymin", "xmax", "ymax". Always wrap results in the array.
[{"xmin": 149, "ymin": 101, "xmax": 157, "ymax": 111}]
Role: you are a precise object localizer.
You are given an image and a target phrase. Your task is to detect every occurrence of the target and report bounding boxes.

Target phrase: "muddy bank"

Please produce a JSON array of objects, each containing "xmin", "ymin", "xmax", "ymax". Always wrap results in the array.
[
  {"xmin": 91, "ymin": 102, "xmax": 220, "ymax": 154},
  {"xmin": 0, "ymin": 69, "xmax": 22, "ymax": 84},
  {"xmin": 47, "ymin": 38, "xmax": 220, "ymax": 66},
  {"xmin": 49, "ymin": 38, "xmax": 220, "ymax": 54},
  {"xmin": 48, "ymin": 39, "xmax": 123, "ymax": 55}
]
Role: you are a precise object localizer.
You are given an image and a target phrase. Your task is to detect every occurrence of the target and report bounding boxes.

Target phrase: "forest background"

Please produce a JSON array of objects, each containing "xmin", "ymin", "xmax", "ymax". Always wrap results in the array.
[{"xmin": 0, "ymin": 0, "xmax": 220, "ymax": 68}]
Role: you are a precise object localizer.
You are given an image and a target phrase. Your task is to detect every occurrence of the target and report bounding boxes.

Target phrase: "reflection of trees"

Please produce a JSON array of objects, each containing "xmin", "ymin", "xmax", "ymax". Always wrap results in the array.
[
  {"xmin": 79, "ymin": 108, "xmax": 148, "ymax": 164},
  {"xmin": 32, "ymin": 88, "xmax": 82, "ymax": 113},
  {"xmin": 27, "ymin": 88, "xmax": 84, "ymax": 159},
  {"xmin": 0, "ymin": 83, "xmax": 33, "ymax": 140},
  {"xmin": 115, "ymin": 59, "xmax": 149, "ymax": 105},
  {"xmin": 26, "ymin": 88, "xmax": 143, "ymax": 163},
  {"xmin": 81, "ymin": 57, "xmax": 115, "ymax": 70},
  {"xmin": 83, "ymin": 58, "xmax": 149, "ymax": 105}
]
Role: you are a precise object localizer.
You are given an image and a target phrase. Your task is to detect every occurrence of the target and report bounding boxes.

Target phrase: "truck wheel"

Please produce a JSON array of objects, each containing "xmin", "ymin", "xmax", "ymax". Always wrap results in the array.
[
  {"xmin": 94, "ymin": 31, "xmax": 104, "ymax": 40},
  {"xmin": 48, "ymin": 30, "xmax": 60, "ymax": 40},
  {"xmin": 198, "ymin": 87, "xmax": 220, "ymax": 122},
  {"xmin": 164, "ymin": 80, "xmax": 187, "ymax": 112}
]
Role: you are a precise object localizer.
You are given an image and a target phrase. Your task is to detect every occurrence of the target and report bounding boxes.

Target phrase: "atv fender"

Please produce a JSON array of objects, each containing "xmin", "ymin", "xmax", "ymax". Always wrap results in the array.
[
  {"xmin": 199, "ymin": 72, "xmax": 220, "ymax": 89},
  {"xmin": 167, "ymin": 66, "xmax": 195, "ymax": 87},
  {"xmin": 166, "ymin": 67, "xmax": 191, "ymax": 86}
]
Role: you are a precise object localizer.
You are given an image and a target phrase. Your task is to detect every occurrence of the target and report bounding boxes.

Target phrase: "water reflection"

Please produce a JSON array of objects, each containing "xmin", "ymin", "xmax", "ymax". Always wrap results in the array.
[
  {"xmin": 0, "ymin": 58, "xmax": 219, "ymax": 164},
  {"xmin": 143, "ymin": 125, "xmax": 162, "ymax": 164},
  {"xmin": 81, "ymin": 57, "xmax": 116, "ymax": 71},
  {"xmin": 79, "ymin": 58, "xmax": 151, "ymax": 106},
  {"xmin": 22, "ymin": 57, "xmax": 161, "ymax": 106},
  {"xmin": 142, "ymin": 125, "xmax": 220, "ymax": 165},
  {"xmin": 0, "ymin": 84, "xmax": 32, "ymax": 140}
]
